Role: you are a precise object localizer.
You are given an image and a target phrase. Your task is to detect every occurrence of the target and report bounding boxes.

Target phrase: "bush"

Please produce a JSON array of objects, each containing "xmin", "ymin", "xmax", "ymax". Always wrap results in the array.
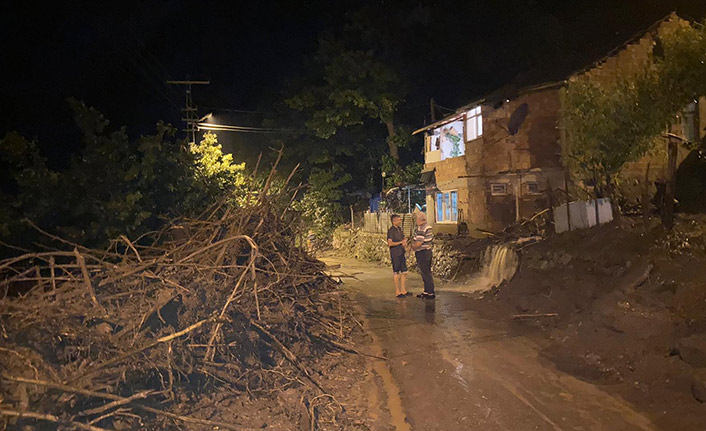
[{"xmin": 0, "ymin": 102, "xmax": 249, "ymax": 255}]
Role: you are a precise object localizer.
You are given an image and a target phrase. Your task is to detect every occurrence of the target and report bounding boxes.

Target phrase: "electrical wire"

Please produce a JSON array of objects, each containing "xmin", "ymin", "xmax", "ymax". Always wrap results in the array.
[
  {"xmin": 199, "ymin": 106, "xmax": 266, "ymax": 114},
  {"xmin": 197, "ymin": 123, "xmax": 309, "ymax": 134}
]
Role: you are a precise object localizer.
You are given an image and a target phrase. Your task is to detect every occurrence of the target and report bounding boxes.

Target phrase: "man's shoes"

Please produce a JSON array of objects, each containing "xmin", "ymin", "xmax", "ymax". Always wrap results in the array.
[{"xmin": 416, "ymin": 292, "xmax": 435, "ymax": 299}]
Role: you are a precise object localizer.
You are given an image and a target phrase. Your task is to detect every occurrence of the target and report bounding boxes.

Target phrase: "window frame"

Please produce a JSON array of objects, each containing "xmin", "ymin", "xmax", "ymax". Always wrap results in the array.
[
  {"xmin": 465, "ymin": 105, "xmax": 483, "ymax": 142},
  {"xmin": 435, "ymin": 190, "xmax": 458, "ymax": 223},
  {"xmin": 526, "ymin": 182, "xmax": 541, "ymax": 195},
  {"xmin": 490, "ymin": 183, "xmax": 508, "ymax": 196}
]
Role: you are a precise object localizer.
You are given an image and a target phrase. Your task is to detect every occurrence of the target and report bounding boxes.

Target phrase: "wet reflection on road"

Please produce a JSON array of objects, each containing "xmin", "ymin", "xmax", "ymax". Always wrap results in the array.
[{"xmin": 324, "ymin": 255, "xmax": 657, "ymax": 431}]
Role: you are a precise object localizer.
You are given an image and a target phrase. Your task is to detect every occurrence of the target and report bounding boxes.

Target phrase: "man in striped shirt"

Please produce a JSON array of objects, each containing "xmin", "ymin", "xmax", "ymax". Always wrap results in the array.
[{"xmin": 411, "ymin": 212, "xmax": 435, "ymax": 299}]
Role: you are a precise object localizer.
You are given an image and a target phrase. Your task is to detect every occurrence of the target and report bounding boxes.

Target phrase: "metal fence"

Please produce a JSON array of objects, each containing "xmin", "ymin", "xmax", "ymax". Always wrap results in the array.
[{"xmin": 361, "ymin": 211, "xmax": 415, "ymax": 236}]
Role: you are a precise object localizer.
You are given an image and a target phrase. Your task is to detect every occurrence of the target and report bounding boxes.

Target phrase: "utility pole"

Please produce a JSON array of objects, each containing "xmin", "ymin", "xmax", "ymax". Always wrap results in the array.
[
  {"xmin": 662, "ymin": 134, "xmax": 681, "ymax": 230},
  {"xmin": 166, "ymin": 80, "xmax": 210, "ymax": 143}
]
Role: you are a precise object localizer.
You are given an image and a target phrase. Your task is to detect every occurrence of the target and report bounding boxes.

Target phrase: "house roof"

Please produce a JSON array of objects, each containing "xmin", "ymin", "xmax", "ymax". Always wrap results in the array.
[{"xmin": 413, "ymin": 12, "xmax": 687, "ymax": 136}]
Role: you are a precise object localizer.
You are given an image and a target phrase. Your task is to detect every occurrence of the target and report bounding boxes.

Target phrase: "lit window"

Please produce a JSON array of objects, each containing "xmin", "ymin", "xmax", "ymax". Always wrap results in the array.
[
  {"xmin": 465, "ymin": 106, "xmax": 483, "ymax": 141},
  {"xmin": 436, "ymin": 191, "xmax": 458, "ymax": 222},
  {"xmin": 432, "ymin": 119, "xmax": 465, "ymax": 160},
  {"xmin": 490, "ymin": 183, "xmax": 507, "ymax": 196}
]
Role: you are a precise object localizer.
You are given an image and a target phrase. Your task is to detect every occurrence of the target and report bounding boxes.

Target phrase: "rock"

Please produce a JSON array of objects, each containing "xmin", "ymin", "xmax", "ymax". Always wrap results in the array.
[
  {"xmin": 558, "ymin": 253, "xmax": 573, "ymax": 266},
  {"xmin": 95, "ymin": 322, "xmax": 113, "ymax": 335},
  {"xmin": 112, "ymin": 419, "xmax": 131, "ymax": 430},
  {"xmin": 678, "ymin": 335, "xmax": 706, "ymax": 368},
  {"xmin": 691, "ymin": 369, "xmax": 706, "ymax": 403}
]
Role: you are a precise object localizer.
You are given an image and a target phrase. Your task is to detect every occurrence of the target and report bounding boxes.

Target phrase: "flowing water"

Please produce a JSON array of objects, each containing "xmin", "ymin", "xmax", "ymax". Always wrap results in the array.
[{"xmin": 472, "ymin": 244, "xmax": 519, "ymax": 290}]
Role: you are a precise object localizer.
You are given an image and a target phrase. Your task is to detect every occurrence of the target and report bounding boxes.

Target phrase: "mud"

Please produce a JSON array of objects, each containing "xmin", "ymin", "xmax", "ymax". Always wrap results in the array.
[{"xmin": 325, "ymin": 254, "xmax": 676, "ymax": 430}]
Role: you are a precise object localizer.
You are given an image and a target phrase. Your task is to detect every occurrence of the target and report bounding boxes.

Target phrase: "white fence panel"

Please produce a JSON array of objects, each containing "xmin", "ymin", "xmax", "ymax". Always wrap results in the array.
[{"xmin": 554, "ymin": 198, "xmax": 613, "ymax": 233}]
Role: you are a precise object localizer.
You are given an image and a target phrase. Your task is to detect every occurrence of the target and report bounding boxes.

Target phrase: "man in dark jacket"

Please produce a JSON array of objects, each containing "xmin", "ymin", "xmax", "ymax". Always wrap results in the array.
[{"xmin": 387, "ymin": 214, "xmax": 410, "ymax": 298}]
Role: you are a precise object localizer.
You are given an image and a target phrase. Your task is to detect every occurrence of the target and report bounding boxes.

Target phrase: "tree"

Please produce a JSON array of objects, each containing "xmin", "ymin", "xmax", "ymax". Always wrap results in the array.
[
  {"xmin": 563, "ymin": 19, "xmax": 706, "ymax": 220},
  {"xmin": 189, "ymin": 132, "xmax": 250, "ymax": 206},
  {"xmin": 0, "ymin": 101, "xmax": 251, "ymax": 255},
  {"xmin": 286, "ymin": 40, "xmax": 408, "ymax": 161},
  {"xmin": 293, "ymin": 166, "xmax": 352, "ymax": 239}
]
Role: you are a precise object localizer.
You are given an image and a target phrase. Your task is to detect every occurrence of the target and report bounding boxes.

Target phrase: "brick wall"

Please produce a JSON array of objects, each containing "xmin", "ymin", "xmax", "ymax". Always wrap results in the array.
[
  {"xmin": 481, "ymin": 90, "xmax": 562, "ymax": 176},
  {"xmin": 568, "ymin": 14, "xmax": 695, "ymax": 182},
  {"xmin": 571, "ymin": 15, "xmax": 690, "ymax": 86}
]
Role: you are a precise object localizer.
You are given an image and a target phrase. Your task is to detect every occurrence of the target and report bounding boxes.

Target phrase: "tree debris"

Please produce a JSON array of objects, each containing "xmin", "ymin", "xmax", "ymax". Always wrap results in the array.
[{"xmin": 0, "ymin": 161, "xmax": 355, "ymax": 430}]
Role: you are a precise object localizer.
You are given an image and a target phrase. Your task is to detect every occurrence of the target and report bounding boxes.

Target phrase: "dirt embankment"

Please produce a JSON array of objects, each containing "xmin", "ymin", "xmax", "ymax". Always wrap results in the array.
[{"xmin": 475, "ymin": 216, "xmax": 706, "ymax": 429}]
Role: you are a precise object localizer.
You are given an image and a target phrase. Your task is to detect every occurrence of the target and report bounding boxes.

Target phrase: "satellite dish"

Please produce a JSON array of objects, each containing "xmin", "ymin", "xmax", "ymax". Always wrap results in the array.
[{"xmin": 508, "ymin": 103, "xmax": 529, "ymax": 135}]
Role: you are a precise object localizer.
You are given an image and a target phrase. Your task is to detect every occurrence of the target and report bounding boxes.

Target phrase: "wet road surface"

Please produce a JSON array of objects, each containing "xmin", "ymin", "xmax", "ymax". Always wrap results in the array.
[{"xmin": 324, "ymin": 256, "xmax": 657, "ymax": 431}]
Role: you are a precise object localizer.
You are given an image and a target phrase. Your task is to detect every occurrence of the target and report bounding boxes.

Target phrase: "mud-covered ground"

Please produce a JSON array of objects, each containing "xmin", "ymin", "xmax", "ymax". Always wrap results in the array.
[
  {"xmin": 322, "ymin": 215, "xmax": 706, "ymax": 430},
  {"xmin": 471, "ymin": 215, "xmax": 706, "ymax": 430}
]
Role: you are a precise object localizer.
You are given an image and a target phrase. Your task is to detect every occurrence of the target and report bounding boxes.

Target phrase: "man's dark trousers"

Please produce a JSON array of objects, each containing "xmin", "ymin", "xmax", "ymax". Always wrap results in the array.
[{"xmin": 415, "ymin": 249, "xmax": 434, "ymax": 294}]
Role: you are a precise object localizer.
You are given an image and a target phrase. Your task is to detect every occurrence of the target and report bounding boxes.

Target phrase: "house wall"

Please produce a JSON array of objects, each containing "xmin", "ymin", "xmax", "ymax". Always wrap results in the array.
[
  {"xmin": 424, "ymin": 89, "xmax": 563, "ymax": 233},
  {"xmin": 480, "ymin": 90, "xmax": 563, "ymax": 175},
  {"xmin": 423, "ymin": 14, "xmax": 701, "ymax": 233}
]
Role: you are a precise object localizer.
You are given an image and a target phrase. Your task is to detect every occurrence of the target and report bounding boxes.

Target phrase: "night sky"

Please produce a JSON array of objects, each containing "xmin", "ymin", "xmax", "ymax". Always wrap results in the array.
[{"xmin": 3, "ymin": 1, "xmax": 705, "ymax": 165}]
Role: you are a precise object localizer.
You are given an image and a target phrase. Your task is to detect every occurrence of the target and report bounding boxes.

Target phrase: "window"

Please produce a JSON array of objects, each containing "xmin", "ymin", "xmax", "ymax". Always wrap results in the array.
[
  {"xmin": 526, "ymin": 182, "xmax": 540, "ymax": 194},
  {"xmin": 436, "ymin": 191, "xmax": 458, "ymax": 222},
  {"xmin": 490, "ymin": 183, "xmax": 507, "ymax": 196},
  {"xmin": 465, "ymin": 106, "xmax": 483, "ymax": 141},
  {"xmin": 432, "ymin": 119, "xmax": 465, "ymax": 160}
]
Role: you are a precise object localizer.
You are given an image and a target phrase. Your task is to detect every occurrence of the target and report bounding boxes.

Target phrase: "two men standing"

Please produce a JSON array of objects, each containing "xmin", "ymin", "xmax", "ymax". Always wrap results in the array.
[{"xmin": 386, "ymin": 213, "xmax": 435, "ymax": 299}]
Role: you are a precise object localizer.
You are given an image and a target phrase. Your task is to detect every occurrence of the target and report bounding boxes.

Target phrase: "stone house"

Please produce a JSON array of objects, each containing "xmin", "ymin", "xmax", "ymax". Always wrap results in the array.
[{"xmin": 415, "ymin": 13, "xmax": 704, "ymax": 234}]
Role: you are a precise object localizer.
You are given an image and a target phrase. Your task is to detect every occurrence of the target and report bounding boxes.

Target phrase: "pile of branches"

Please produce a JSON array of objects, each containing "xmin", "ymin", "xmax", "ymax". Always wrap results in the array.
[{"xmin": 0, "ymin": 161, "xmax": 356, "ymax": 430}]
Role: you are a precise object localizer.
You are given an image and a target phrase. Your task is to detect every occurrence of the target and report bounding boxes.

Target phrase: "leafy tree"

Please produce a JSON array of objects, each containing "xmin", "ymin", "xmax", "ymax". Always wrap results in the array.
[
  {"xmin": 381, "ymin": 154, "xmax": 422, "ymax": 189},
  {"xmin": 190, "ymin": 132, "xmax": 250, "ymax": 206},
  {"xmin": 0, "ymin": 133, "xmax": 59, "ymax": 244},
  {"xmin": 563, "ymin": 19, "xmax": 706, "ymax": 207},
  {"xmin": 293, "ymin": 166, "xmax": 352, "ymax": 239},
  {"xmin": 0, "ymin": 101, "xmax": 250, "ymax": 255},
  {"xmin": 285, "ymin": 39, "xmax": 408, "ymax": 161}
]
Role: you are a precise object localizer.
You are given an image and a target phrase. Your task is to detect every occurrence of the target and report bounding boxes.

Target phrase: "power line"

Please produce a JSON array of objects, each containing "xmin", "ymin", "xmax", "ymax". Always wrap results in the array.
[
  {"xmin": 198, "ymin": 106, "xmax": 266, "ymax": 114},
  {"xmin": 197, "ymin": 122, "xmax": 308, "ymax": 134}
]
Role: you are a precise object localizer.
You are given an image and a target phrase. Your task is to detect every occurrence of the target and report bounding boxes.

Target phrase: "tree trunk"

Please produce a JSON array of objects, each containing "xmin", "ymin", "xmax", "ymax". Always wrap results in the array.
[
  {"xmin": 606, "ymin": 174, "xmax": 620, "ymax": 220},
  {"xmin": 593, "ymin": 173, "xmax": 600, "ymax": 227},
  {"xmin": 642, "ymin": 163, "xmax": 651, "ymax": 226},
  {"xmin": 662, "ymin": 140, "xmax": 678, "ymax": 230},
  {"xmin": 564, "ymin": 169, "xmax": 571, "ymax": 232},
  {"xmin": 385, "ymin": 120, "xmax": 399, "ymax": 161}
]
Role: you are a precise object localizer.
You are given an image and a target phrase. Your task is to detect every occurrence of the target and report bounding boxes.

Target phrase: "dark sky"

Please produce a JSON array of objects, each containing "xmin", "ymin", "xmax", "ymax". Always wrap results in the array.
[{"xmin": 2, "ymin": 0, "xmax": 705, "ymax": 164}]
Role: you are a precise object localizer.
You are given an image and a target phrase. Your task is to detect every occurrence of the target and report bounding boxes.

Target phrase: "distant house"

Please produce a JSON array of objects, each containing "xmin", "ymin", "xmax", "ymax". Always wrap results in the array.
[{"xmin": 415, "ymin": 13, "xmax": 704, "ymax": 234}]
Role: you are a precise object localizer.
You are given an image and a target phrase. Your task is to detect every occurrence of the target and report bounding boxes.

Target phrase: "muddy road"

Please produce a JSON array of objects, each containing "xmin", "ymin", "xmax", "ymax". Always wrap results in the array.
[{"xmin": 324, "ymin": 255, "xmax": 659, "ymax": 431}]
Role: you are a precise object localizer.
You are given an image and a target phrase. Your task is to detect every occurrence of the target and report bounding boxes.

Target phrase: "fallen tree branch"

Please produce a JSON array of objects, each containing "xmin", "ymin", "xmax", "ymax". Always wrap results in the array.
[
  {"xmin": 74, "ymin": 248, "xmax": 107, "ymax": 316},
  {"xmin": 3, "ymin": 376, "xmax": 251, "ymax": 430},
  {"xmin": 309, "ymin": 333, "xmax": 387, "ymax": 361},
  {"xmin": 0, "ymin": 408, "xmax": 110, "ymax": 431},
  {"xmin": 72, "ymin": 316, "xmax": 216, "ymax": 381},
  {"xmin": 79, "ymin": 390, "xmax": 154, "ymax": 417},
  {"xmin": 512, "ymin": 313, "xmax": 559, "ymax": 319},
  {"xmin": 627, "ymin": 263, "xmax": 653, "ymax": 290},
  {"xmin": 250, "ymin": 319, "xmax": 325, "ymax": 392}
]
